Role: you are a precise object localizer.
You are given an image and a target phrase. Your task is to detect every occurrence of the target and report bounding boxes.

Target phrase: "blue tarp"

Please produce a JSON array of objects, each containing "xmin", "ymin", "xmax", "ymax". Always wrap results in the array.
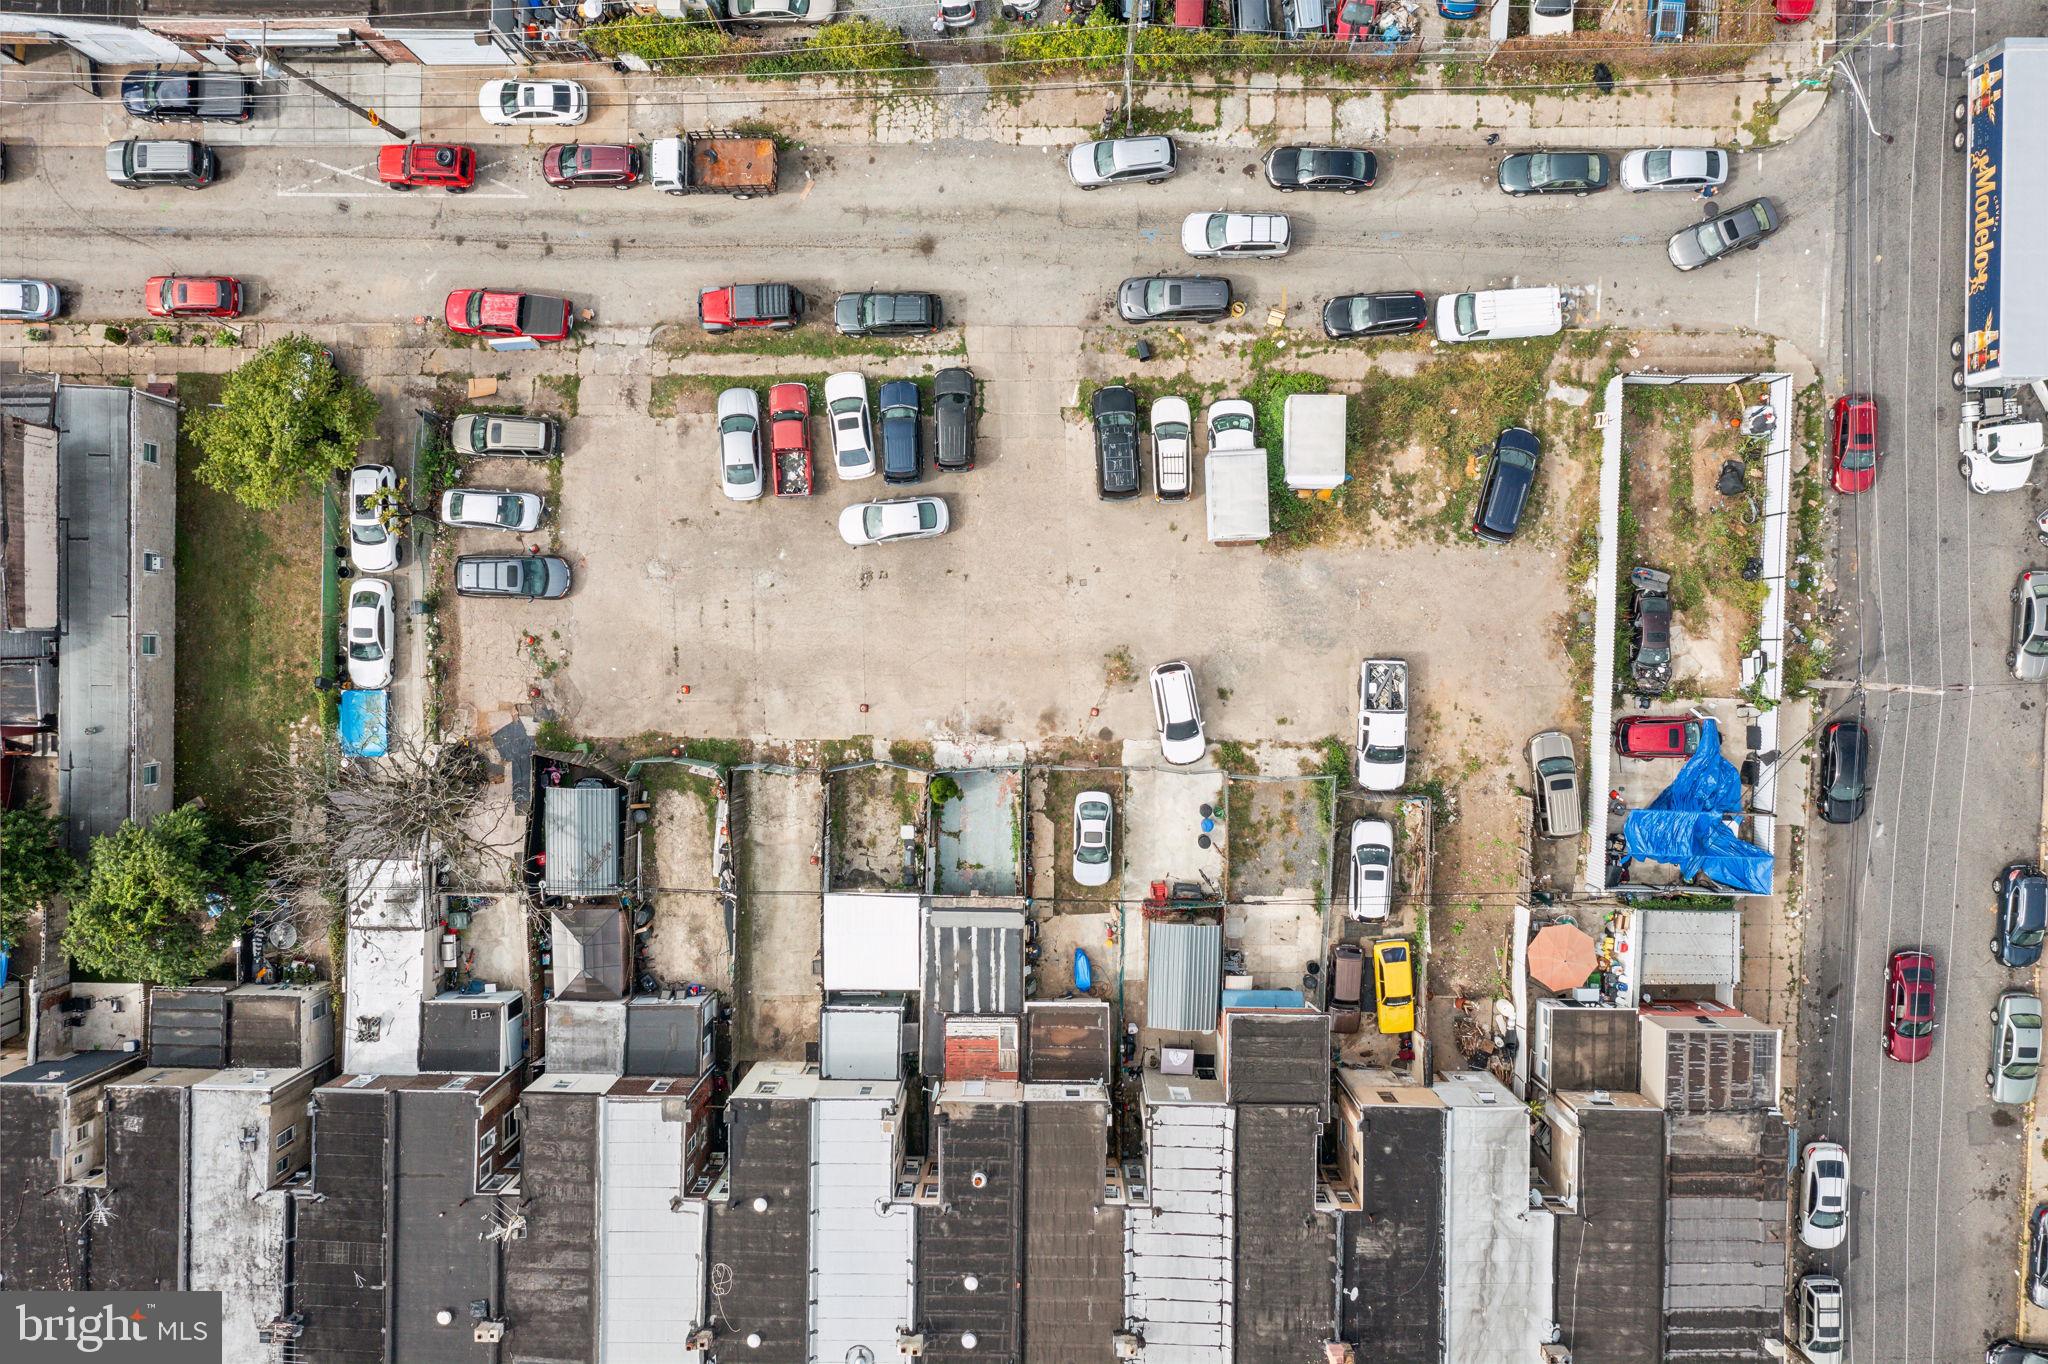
[
  {"xmin": 1622, "ymin": 719, "xmax": 1774, "ymax": 895},
  {"xmin": 338, "ymin": 689, "xmax": 388, "ymax": 758},
  {"xmin": 1221, "ymin": 988, "xmax": 1308, "ymax": 1010}
]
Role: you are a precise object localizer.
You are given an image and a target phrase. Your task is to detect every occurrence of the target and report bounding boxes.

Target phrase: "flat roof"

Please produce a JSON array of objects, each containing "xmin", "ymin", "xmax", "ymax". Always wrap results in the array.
[
  {"xmin": 391, "ymin": 1088, "xmax": 502, "ymax": 1364},
  {"xmin": 1635, "ymin": 908, "xmax": 1741, "ymax": 987},
  {"xmin": 600, "ymin": 1094, "xmax": 710, "ymax": 1362},
  {"xmin": 823, "ymin": 892, "xmax": 921, "ymax": 993},
  {"xmin": 1537, "ymin": 1000, "xmax": 1642, "ymax": 1092},
  {"xmin": 810, "ymin": 1094, "xmax": 916, "ymax": 1361},
  {"xmin": 708, "ymin": 1095, "xmax": 811, "ymax": 1359},
  {"xmin": 0, "ymin": 1049, "xmax": 139, "ymax": 1088},
  {"xmin": 1341, "ymin": 1102, "xmax": 1445, "ymax": 1355},
  {"xmin": 344, "ymin": 869, "xmax": 434, "ymax": 1076},
  {"xmin": 1128, "ymin": 1099, "xmax": 1235, "ymax": 1360},
  {"xmin": 1554, "ymin": 1103, "xmax": 1666, "ymax": 1364},
  {"xmin": 101, "ymin": 1079, "xmax": 189, "ymax": 1291},
  {"xmin": 295, "ymin": 1086, "xmax": 392, "ymax": 1364},
  {"xmin": 1234, "ymin": 1104, "xmax": 1335, "ymax": 1361},
  {"xmin": 1440, "ymin": 1072, "xmax": 1552, "ymax": 1363},
  {"xmin": 1022, "ymin": 1098, "xmax": 1122, "ymax": 1362},
  {"xmin": 504, "ymin": 1088, "xmax": 598, "ymax": 1362},
  {"xmin": 916, "ymin": 1101, "xmax": 1024, "ymax": 1362}
]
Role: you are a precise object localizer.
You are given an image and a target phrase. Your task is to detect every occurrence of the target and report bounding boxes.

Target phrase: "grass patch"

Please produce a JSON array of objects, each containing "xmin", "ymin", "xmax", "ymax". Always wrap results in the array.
[
  {"xmin": 537, "ymin": 373, "xmax": 581, "ymax": 418},
  {"xmin": 1103, "ymin": 646, "xmax": 1137, "ymax": 689},
  {"xmin": 661, "ymin": 327, "xmax": 964, "ymax": 362},
  {"xmin": 1214, "ymin": 739, "xmax": 1257, "ymax": 776},
  {"xmin": 888, "ymin": 739, "xmax": 934, "ymax": 769},
  {"xmin": 649, "ymin": 373, "xmax": 702, "ymax": 419},
  {"xmin": 172, "ymin": 373, "xmax": 326, "ymax": 825},
  {"xmin": 819, "ymin": 737, "xmax": 873, "ymax": 769},
  {"xmin": 535, "ymin": 719, "xmax": 581, "ymax": 751}
]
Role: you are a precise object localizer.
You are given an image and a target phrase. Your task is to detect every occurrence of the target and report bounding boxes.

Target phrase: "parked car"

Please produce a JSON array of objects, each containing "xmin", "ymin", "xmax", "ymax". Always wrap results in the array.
[
  {"xmin": 1118, "ymin": 275, "xmax": 1235, "ymax": 324},
  {"xmin": 730, "ymin": 0, "xmax": 840, "ymax": 19},
  {"xmin": 836, "ymin": 291, "xmax": 942, "ymax": 337},
  {"xmin": 1614, "ymin": 715, "xmax": 1699, "ymax": 759},
  {"xmin": 1472, "ymin": 427, "xmax": 1540, "ymax": 543},
  {"xmin": 1629, "ymin": 567, "xmax": 1674, "ymax": 692},
  {"xmin": 1232, "ymin": 0, "xmax": 1276, "ymax": 33},
  {"xmin": 824, "ymin": 371, "xmax": 876, "ymax": 480},
  {"xmin": 938, "ymin": 0, "xmax": 978, "ymax": 27},
  {"xmin": 1829, "ymin": 394, "xmax": 1880, "ymax": 493},
  {"xmin": 1072, "ymin": 790, "xmax": 1116, "ymax": 888},
  {"xmin": 542, "ymin": 143, "xmax": 642, "ymax": 189},
  {"xmin": 1990, "ymin": 991, "xmax": 2043, "ymax": 1105},
  {"xmin": 1795, "ymin": 1276, "xmax": 1844, "ymax": 1361},
  {"xmin": 1093, "ymin": 385, "xmax": 1141, "ymax": 500},
  {"xmin": 1618, "ymin": 146, "xmax": 1729, "ymax": 192},
  {"xmin": 767, "ymin": 381, "xmax": 813, "ymax": 497},
  {"xmin": 1775, "ymin": 0, "xmax": 1814, "ymax": 19},
  {"xmin": 439, "ymin": 488, "xmax": 544, "ymax": 532},
  {"xmin": 1151, "ymin": 397, "xmax": 1193, "ymax": 501},
  {"xmin": 1149, "ymin": 660, "xmax": 1205, "ymax": 765},
  {"xmin": 1207, "ymin": 397, "xmax": 1257, "ymax": 450},
  {"xmin": 343, "ymin": 578, "xmax": 395, "ymax": 689},
  {"xmin": 1496, "ymin": 151, "xmax": 1611, "ymax": 196},
  {"xmin": 145, "ymin": 275, "xmax": 241, "ymax": 319},
  {"xmin": 105, "ymin": 137, "xmax": 217, "ymax": 190},
  {"xmin": 1817, "ymin": 720, "xmax": 1870, "ymax": 825},
  {"xmin": 451, "ymin": 412, "xmax": 560, "ymax": 458},
  {"xmin": 1371, "ymin": 938, "xmax": 1416, "ymax": 1034},
  {"xmin": 1264, "ymin": 144, "xmax": 1377, "ymax": 193},
  {"xmin": 1667, "ymin": 197, "xmax": 1782, "ymax": 270},
  {"xmin": 0, "ymin": 279, "xmax": 61, "ymax": 322},
  {"xmin": 479, "ymin": 79, "xmax": 588, "ymax": 126},
  {"xmin": 699, "ymin": 283, "xmax": 804, "ymax": 333},
  {"xmin": 1529, "ymin": 729, "xmax": 1582, "ymax": 838},
  {"xmin": 837, "ymin": 495, "xmax": 950, "ymax": 546},
  {"xmin": 1182, "ymin": 211, "xmax": 1291, "ymax": 259},
  {"xmin": 879, "ymin": 379, "xmax": 923, "ymax": 484},
  {"xmin": 1068, "ymin": 135, "xmax": 1178, "ymax": 188},
  {"xmin": 377, "ymin": 142, "xmax": 476, "ymax": 192},
  {"xmin": 1997, "ymin": 862, "xmax": 2048, "ymax": 967},
  {"xmin": 444, "ymin": 289, "xmax": 572, "ymax": 343},
  {"xmin": 455, "ymin": 553, "xmax": 572, "ymax": 599},
  {"xmin": 934, "ymin": 367, "xmax": 976, "ymax": 472},
  {"xmin": 2011, "ymin": 569, "xmax": 2048, "ymax": 681},
  {"xmin": 717, "ymin": 386, "xmax": 765, "ymax": 502},
  {"xmin": 1348, "ymin": 818, "xmax": 1394, "ymax": 922},
  {"xmin": 2032, "ymin": 1206, "xmax": 2048, "ymax": 1309},
  {"xmin": 121, "ymin": 68, "xmax": 253, "ymax": 124},
  {"xmin": 1329, "ymin": 943, "xmax": 1364, "ymax": 1031},
  {"xmin": 1323, "ymin": 291, "xmax": 1428, "ymax": 339},
  {"xmin": 1988, "ymin": 1344, "xmax": 2048, "ymax": 1364},
  {"xmin": 1883, "ymin": 949, "xmax": 1937, "ymax": 1062},
  {"xmin": 347, "ymin": 464, "xmax": 401, "ymax": 574},
  {"xmin": 1798, "ymin": 1140, "xmax": 1849, "ymax": 1250}
]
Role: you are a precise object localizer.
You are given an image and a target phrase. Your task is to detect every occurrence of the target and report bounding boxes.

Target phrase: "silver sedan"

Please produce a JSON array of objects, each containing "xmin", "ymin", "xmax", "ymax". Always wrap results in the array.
[{"xmin": 717, "ymin": 386, "xmax": 764, "ymax": 502}]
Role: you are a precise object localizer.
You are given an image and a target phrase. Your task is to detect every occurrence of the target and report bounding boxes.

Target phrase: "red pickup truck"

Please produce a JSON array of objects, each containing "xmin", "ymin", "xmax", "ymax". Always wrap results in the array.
[
  {"xmin": 769, "ymin": 381, "xmax": 813, "ymax": 497},
  {"xmin": 443, "ymin": 289, "xmax": 572, "ymax": 343},
  {"xmin": 378, "ymin": 143, "xmax": 476, "ymax": 192}
]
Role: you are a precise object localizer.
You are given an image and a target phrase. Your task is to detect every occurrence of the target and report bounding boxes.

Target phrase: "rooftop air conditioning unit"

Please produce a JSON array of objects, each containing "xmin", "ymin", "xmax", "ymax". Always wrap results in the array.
[
  {"xmin": 474, "ymin": 1321, "xmax": 505, "ymax": 1344},
  {"xmin": 897, "ymin": 1330, "xmax": 926, "ymax": 1356},
  {"xmin": 1113, "ymin": 1330, "xmax": 1143, "ymax": 1359}
]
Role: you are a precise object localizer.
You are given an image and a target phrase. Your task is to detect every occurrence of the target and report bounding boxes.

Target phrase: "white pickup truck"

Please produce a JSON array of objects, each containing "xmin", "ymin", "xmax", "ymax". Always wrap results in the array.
[{"xmin": 1356, "ymin": 659, "xmax": 1409, "ymax": 792}]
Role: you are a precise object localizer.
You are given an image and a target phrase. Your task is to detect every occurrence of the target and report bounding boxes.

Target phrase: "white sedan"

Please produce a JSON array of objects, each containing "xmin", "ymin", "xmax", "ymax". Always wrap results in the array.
[
  {"xmin": 344, "ymin": 578, "xmax": 395, "ymax": 690},
  {"xmin": 347, "ymin": 464, "xmax": 401, "ymax": 573},
  {"xmin": 717, "ymin": 386, "xmax": 764, "ymax": 502},
  {"xmin": 838, "ymin": 496, "xmax": 950, "ymax": 546},
  {"xmin": 0, "ymin": 278, "xmax": 60, "ymax": 321},
  {"xmin": 1149, "ymin": 660, "xmax": 1205, "ymax": 765},
  {"xmin": 730, "ymin": 0, "xmax": 839, "ymax": 18},
  {"xmin": 1072, "ymin": 790, "xmax": 1115, "ymax": 888},
  {"xmin": 1347, "ymin": 818, "xmax": 1394, "ymax": 922},
  {"xmin": 1207, "ymin": 398, "xmax": 1256, "ymax": 451},
  {"xmin": 1180, "ymin": 211, "xmax": 1290, "ymax": 259},
  {"xmin": 440, "ymin": 487, "xmax": 544, "ymax": 533},
  {"xmin": 1798, "ymin": 1141, "xmax": 1849, "ymax": 1250},
  {"xmin": 479, "ymin": 79, "xmax": 588, "ymax": 127},
  {"xmin": 1618, "ymin": 147, "xmax": 1730, "ymax": 192},
  {"xmin": 824, "ymin": 371, "xmax": 876, "ymax": 480}
]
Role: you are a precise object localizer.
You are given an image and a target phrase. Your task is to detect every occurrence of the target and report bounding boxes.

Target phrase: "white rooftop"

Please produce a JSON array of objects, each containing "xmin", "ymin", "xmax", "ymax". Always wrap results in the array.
[
  {"xmin": 600, "ymin": 1095, "xmax": 708, "ymax": 1364},
  {"xmin": 808, "ymin": 1093, "xmax": 914, "ymax": 1363},
  {"xmin": 343, "ymin": 859, "xmax": 437, "ymax": 1075},
  {"xmin": 1126, "ymin": 1100, "xmax": 1235, "ymax": 1361},
  {"xmin": 821, "ymin": 892, "xmax": 921, "ymax": 993}
]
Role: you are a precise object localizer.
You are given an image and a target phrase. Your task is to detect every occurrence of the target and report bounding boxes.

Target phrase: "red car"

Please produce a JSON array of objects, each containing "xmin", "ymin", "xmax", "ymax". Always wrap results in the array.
[
  {"xmin": 377, "ymin": 142, "xmax": 476, "ymax": 192},
  {"xmin": 1775, "ymin": 0, "xmax": 1814, "ymax": 20},
  {"xmin": 1614, "ymin": 715, "xmax": 1701, "ymax": 759},
  {"xmin": 768, "ymin": 381, "xmax": 813, "ymax": 497},
  {"xmin": 145, "ymin": 275, "xmax": 241, "ymax": 318},
  {"xmin": 443, "ymin": 289, "xmax": 572, "ymax": 343},
  {"xmin": 1829, "ymin": 395, "xmax": 1879, "ymax": 493},
  {"xmin": 541, "ymin": 143, "xmax": 642, "ymax": 189},
  {"xmin": 1883, "ymin": 949, "xmax": 1936, "ymax": 1062},
  {"xmin": 1333, "ymin": 0, "xmax": 1379, "ymax": 38}
]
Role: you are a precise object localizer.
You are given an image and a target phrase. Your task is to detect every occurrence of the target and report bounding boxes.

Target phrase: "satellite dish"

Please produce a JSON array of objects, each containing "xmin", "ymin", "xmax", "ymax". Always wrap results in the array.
[
  {"xmin": 847, "ymin": 1349, "xmax": 875, "ymax": 1364},
  {"xmin": 270, "ymin": 922, "xmax": 300, "ymax": 951}
]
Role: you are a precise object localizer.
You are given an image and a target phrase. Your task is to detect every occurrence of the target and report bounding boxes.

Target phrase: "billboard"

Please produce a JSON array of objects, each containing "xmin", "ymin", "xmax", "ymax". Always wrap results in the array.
[{"xmin": 1965, "ymin": 49, "xmax": 2005, "ymax": 381}]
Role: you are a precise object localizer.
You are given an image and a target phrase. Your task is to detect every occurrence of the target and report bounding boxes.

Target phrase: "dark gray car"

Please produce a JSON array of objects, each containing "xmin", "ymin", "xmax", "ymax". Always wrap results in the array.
[
  {"xmin": 121, "ymin": 69, "xmax": 254, "ymax": 123},
  {"xmin": 1667, "ymin": 197, "xmax": 1781, "ymax": 270},
  {"xmin": 1497, "ymin": 151, "xmax": 1611, "ymax": 196},
  {"xmin": 1118, "ymin": 275, "xmax": 1235, "ymax": 324},
  {"xmin": 933, "ymin": 368, "xmax": 976, "ymax": 472},
  {"xmin": 1093, "ymin": 385, "xmax": 1140, "ymax": 500},
  {"xmin": 836, "ymin": 291, "xmax": 943, "ymax": 337},
  {"xmin": 879, "ymin": 378, "xmax": 922, "ymax": 484},
  {"xmin": 455, "ymin": 554, "xmax": 572, "ymax": 600}
]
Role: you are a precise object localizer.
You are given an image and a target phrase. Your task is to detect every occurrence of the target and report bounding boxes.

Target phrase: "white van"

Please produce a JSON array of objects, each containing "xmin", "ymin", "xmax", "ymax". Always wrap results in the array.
[{"xmin": 1434, "ymin": 286, "xmax": 1567, "ymax": 344}]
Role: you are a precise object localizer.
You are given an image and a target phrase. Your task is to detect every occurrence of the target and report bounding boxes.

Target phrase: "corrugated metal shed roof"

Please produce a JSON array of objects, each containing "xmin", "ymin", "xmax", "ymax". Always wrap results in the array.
[
  {"xmin": 922, "ymin": 905, "xmax": 1025, "ymax": 1070},
  {"xmin": 1127, "ymin": 1099, "xmax": 1235, "ymax": 1360},
  {"xmin": 823, "ymin": 892, "xmax": 922, "ymax": 992},
  {"xmin": 1635, "ymin": 909, "xmax": 1741, "ymax": 987},
  {"xmin": 543, "ymin": 782, "xmax": 622, "ymax": 897},
  {"xmin": 1147, "ymin": 921, "xmax": 1222, "ymax": 1032}
]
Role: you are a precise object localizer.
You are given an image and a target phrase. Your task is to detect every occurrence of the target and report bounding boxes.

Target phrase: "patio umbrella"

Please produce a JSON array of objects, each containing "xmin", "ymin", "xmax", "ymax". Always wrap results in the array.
[{"xmin": 1528, "ymin": 923, "xmax": 1599, "ymax": 993}]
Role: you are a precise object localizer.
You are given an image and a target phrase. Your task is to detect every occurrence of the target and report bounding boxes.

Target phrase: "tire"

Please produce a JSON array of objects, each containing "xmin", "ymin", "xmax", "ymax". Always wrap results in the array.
[
  {"xmin": 1952, "ymin": 335, "xmax": 1966, "ymax": 360},
  {"xmin": 1953, "ymin": 369, "xmax": 1967, "ymax": 391},
  {"xmin": 1955, "ymin": 129, "xmax": 1968, "ymax": 151},
  {"xmin": 1080, "ymin": 184, "xmax": 1096, "ymax": 191},
  {"xmin": 448, "ymin": 186, "xmax": 470, "ymax": 195},
  {"xmin": 388, "ymin": 182, "xmax": 413, "ymax": 192},
  {"xmin": 1960, "ymin": 457, "xmax": 1974, "ymax": 479},
  {"xmin": 1956, "ymin": 96, "xmax": 1968, "ymax": 122}
]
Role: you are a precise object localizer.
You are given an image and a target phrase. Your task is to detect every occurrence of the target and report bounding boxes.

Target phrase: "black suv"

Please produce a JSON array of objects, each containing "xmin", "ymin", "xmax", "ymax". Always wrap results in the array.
[
  {"xmin": 104, "ymin": 138, "xmax": 218, "ymax": 190},
  {"xmin": 1092, "ymin": 386, "xmax": 1140, "ymax": 500},
  {"xmin": 1117, "ymin": 275, "xmax": 1234, "ymax": 324},
  {"xmin": 1322, "ymin": 291, "xmax": 1427, "ymax": 339},
  {"xmin": 121, "ymin": 68, "xmax": 254, "ymax": 124},
  {"xmin": 1816, "ymin": 720, "xmax": 1869, "ymax": 826},
  {"xmin": 1472, "ymin": 427, "xmax": 1539, "ymax": 543},
  {"xmin": 933, "ymin": 368, "xmax": 976, "ymax": 472},
  {"xmin": 1997, "ymin": 862, "xmax": 2047, "ymax": 966},
  {"xmin": 836, "ymin": 291, "xmax": 943, "ymax": 337},
  {"xmin": 879, "ymin": 379, "xmax": 922, "ymax": 484}
]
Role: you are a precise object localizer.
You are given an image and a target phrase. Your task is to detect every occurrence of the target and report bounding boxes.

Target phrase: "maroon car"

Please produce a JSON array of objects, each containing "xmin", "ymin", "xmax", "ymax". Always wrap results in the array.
[
  {"xmin": 1614, "ymin": 715, "xmax": 1701, "ymax": 759},
  {"xmin": 542, "ymin": 143, "xmax": 642, "ymax": 189},
  {"xmin": 1883, "ymin": 949, "xmax": 1936, "ymax": 1063}
]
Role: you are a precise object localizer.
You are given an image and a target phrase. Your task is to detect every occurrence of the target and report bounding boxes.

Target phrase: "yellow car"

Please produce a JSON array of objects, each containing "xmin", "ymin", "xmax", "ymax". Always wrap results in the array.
[{"xmin": 1372, "ymin": 937, "xmax": 1416, "ymax": 1035}]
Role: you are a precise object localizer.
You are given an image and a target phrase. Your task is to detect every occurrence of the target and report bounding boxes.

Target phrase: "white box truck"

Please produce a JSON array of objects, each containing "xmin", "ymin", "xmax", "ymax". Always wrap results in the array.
[{"xmin": 1282, "ymin": 393, "xmax": 1347, "ymax": 494}]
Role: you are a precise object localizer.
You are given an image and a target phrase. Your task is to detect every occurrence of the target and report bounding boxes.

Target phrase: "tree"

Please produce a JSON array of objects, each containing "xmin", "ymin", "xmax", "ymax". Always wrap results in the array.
[
  {"xmin": 66, "ymin": 805, "xmax": 255, "ymax": 985},
  {"xmin": 188, "ymin": 335, "xmax": 379, "ymax": 510},
  {"xmin": 0, "ymin": 803, "xmax": 80, "ymax": 949}
]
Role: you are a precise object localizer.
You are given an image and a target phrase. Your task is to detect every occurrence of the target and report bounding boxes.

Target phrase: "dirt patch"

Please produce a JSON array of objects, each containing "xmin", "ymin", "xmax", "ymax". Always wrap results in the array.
[
  {"xmin": 1225, "ymin": 777, "xmax": 1331, "ymax": 904},
  {"xmin": 1037, "ymin": 765, "xmax": 1128, "ymax": 914},
  {"xmin": 642, "ymin": 775, "xmax": 733, "ymax": 994},
  {"xmin": 827, "ymin": 762, "xmax": 928, "ymax": 892},
  {"xmin": 732, "ymin": 771, "xmax": 823, "ymax": 1065}
]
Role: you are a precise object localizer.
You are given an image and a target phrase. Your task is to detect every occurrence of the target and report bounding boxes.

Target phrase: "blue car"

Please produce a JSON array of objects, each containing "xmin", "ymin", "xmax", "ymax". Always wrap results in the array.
[
  {"xmin": 878, "ymin": 379, "xmax": 922, "ymax": 485},
  {"xmin": 1438, "ymin": 0, "xmax": 1479, "ymax": 16}
]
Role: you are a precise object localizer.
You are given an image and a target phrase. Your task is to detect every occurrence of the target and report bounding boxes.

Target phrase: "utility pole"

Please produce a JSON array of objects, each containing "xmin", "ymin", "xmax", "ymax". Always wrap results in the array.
[
  {"xmin": 261, "ymin": 26, "xmax": 409, "ymax": 141},
  {"xmin": 1121, "ymin": 2, "xmax": 1138, "ymax": 130}
]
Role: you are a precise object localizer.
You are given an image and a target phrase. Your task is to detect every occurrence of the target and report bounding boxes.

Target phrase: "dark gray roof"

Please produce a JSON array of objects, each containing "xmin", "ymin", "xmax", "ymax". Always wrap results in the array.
[
  {"xmin": 0, "ymin": 1087, "xmax": 89, "ymax": 1289},
  {"xmin": 0, "ymin": 1048, "xmax": 139, "ymax": 1088},
  {"xmin": 1234, "ymin": 1104, "xmax": 1336, "ymax": 1361},
  {"xmin": 917, "ymin": 1102, "xmax": 1023, "ymax": 1364},
  {"xmin": 1022, "ymin": 1100, "xmax": 1121, "ymax": 1364},
  {"xmin": 1542, "ymin": 1004, "xmax": 1641, "ymax": 1092},
  {"xmin": 1652, "ymin": 1017, "xmax": 1778, "ymax": 1113},
  {"xmin": 542, "ymin": 783, "xmax": 621, "ymax": 898},
  {"xmin": 100, "ymin": 1081, "xmax": 188, "ymax": 1291},
  {"xmin": 1023, "ymin": 1000, "xmax": 1111, "ymax": 1084},
  {"xmin": 1664, "ymin": 1110, "xmax": 1789, "ymax": 1363},
  {"xmin": 504, "ymin": 1088, "xmax": 598, "ymax": 1363},
  {"xmin": 295, "ymin": 1086, "xmax": 393, "ymax": 1364},
  {"xmin": 707, "ymin": 1096, "xmax": 811, "ymax": 1358},
  {"xmin": 1223, "ymin": 1011, "xmax": 1331, "ymax": 1116},
  {"xmin": 0, "ymin": 2, "xmax": 142, "ymax": 24},
  {"xmin": 419, "ymin": 994, "xmax": 517, "ymax": 1073},
  {"xmin": 1340, "ymin": 1103, "xmax": 1445, "ymax": 1357},
  {"xmin": 625, "ymin": 994, "xmax": 712, "ymax": 1077},
  {"xmin": 1555, "ymin": 1103, "xmax": 1666, "ymax": 1364},
  {"xmin": 228, "ymin": 989, "xmax": 318, "ymax": 1068},
  {"xmin": 149, "ymin": 986, "xmax": 229, "ymax": 1068},
  {"xmin": 392, "ymin": 1088, "xmax": 504, "ymax": 1364},
  {"xmin": 551, "ymin": 906, "xmax": 629, "ymax": 1003},
  {"xmin": 922, "ymin": 907, "xmax": 1026, "ymax": 1071}
]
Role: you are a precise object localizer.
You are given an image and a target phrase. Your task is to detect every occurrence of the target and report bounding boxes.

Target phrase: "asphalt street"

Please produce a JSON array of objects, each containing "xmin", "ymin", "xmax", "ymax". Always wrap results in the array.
[
  {"xmin": 1802, "ymin": 2, "xmax": 2048, "ymax": 1361},
  {"xmin": 0, "ymin": 136, "xmax": 1831, "ymax": 347}
]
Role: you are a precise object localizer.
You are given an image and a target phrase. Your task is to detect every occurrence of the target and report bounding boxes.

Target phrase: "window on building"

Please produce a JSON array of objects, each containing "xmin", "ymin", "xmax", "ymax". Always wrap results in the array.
[
  {"xmin": 274, "ymin": 1155, "xmax": 290, "ymax": 1176},
  {"xmin": 142, "ymin": 552, "xmax": 164, "ymax": 574},
  {"xmin": 141, "ymin": 441, "xmax": 160, "ymax": 466},
  {"xmin": 275, "ymin": 1126, "xmax": 296, "ymax": 1149},
  {"xmin": 139, "ymin": 633, "xmax": 159, "ymax": 658},
  {"xmin": 501, "ymin": 1111, "xmax": 521, "ymax": 1142},
  {"xmin": 141, "ymin": 762, "xmax": 160, "ymax": 789},
  {"xmin": 478, "ymin": 1128, "xmax": 497, "ymax": 1156}
]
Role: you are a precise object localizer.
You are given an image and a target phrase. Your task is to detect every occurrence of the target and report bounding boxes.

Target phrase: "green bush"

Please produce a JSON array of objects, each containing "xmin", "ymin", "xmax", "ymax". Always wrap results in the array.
[
  {"xmin": 188, "ymin": 335, "xmax": 379, "ymax": 510},
  {"xmin": 583, "ymin": 13, "xmax": 736, "ymax": 60},
  {"xmin": 66, "ymin": 805, "xmax": 256, "ymax": 986},
  {"xmin": 743, "ymin": 18, "xmax": 921, "ymax": 76},
  {"xmin": 929, "ymin": 774, "xmax": 963, "ymax": 806}
]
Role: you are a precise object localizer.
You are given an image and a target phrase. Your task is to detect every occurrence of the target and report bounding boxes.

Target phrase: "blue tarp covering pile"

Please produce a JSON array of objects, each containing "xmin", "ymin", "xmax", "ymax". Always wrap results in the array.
[
  {"xmin": 1622, "ymin": 718, "xmax": 1774, "ymax": 895},
  {"xmin": 338, "ymin": 689, "xmax": 388, "ymax": 758}
]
